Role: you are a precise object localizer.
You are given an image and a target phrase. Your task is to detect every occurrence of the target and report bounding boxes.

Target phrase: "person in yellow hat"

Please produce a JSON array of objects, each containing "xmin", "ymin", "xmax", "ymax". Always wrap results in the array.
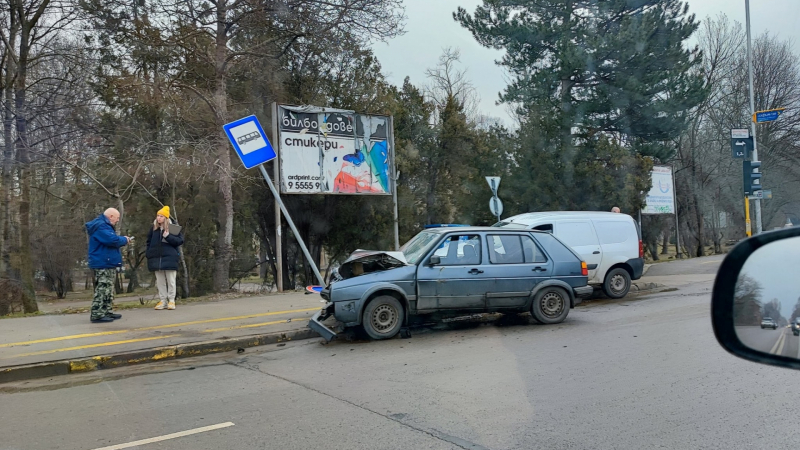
[{"xmin": 145, "ymin": 205, "xmax": 184, "ymax": 310}]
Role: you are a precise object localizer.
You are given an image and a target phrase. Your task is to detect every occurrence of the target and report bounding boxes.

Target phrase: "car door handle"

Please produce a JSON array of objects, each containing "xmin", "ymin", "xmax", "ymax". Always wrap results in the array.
[
  {"xmin": 468, "ymin": 268, "xmax": 484, "ymax": 274},
  {"xmin": 592, "ymin": 251, "xmax": 600, "ymax": 254},
  {"xmin": 532, "ymin": 267, "xmax": 547, "ymax": 272}
]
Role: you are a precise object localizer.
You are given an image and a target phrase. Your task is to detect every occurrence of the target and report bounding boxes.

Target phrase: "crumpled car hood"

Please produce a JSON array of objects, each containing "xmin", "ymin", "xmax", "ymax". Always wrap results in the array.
[{"xmin": 335, "ymin": 250, "xmax": 409, "ymax": 280}]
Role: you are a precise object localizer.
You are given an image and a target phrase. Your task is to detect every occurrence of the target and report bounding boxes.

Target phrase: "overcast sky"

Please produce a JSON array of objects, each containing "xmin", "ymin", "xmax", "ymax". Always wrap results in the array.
[{"xmin": 372, "ymin": 1, "xmax": 800, "ymax": 127}]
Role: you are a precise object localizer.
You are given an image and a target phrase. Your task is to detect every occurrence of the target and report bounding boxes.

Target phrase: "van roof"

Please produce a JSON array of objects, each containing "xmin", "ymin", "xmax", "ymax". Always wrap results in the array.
[{"xmin": 502, "ymin": 211, "xmax": 635, "ymax": 225}]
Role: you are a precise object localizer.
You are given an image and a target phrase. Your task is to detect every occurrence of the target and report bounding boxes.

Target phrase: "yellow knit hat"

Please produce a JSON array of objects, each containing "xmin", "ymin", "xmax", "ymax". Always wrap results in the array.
[{"xmin": 157, "ymin": 205, "xmax": 170, "ymax": 218}]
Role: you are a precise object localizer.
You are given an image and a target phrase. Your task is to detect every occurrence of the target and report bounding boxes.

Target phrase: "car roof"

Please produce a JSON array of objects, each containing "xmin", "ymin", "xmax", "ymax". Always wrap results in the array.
[
  {"xmin": 502, "ymin": 211, "xmax": 635, "ymax": 223},
  {"xmin": 424, "ymin": 226, "xmax": 546, "ymax": 234}
]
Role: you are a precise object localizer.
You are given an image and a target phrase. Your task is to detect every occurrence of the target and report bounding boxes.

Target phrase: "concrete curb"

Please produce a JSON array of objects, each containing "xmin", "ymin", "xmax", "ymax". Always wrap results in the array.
[{"xmin": 0, "ymin": 328, "xmax": 320, "ymax": 384}]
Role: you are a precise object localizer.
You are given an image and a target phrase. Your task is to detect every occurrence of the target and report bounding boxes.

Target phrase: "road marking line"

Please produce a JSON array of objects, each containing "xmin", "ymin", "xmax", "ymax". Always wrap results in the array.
[
  {"xmin": 204, "ymin": 318, "xmax": 309, "ymax": 333},
  {"xmin": 777, "ymin": 332, "xmax": 787, "ymax": 356},
  {"xmin": 0, "ymin": 307, "xmax": 319, "ymax": 348},
  {"xmin": 769, "ymin": 331, "xmax": 786, "ymax": 355},
  {"xmin": 90, "ymin": 422, "xmax": 235, "ymax": 450},
  {"xmin": 4, "ymin": 335, "xmax": 180, "ymax": 359}
]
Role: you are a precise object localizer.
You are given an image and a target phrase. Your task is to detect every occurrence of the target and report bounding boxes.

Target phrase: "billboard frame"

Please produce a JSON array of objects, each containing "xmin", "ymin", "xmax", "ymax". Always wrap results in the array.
[{"xmin": 275, "ymin": 103, "xmax": 396, "ymax": 196}]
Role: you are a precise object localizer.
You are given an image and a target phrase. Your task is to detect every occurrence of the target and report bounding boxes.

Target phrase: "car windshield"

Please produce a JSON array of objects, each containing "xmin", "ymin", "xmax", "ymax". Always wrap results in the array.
[{"xmin": 400, "ymin": 230, "xmax": 441, "ymax": 264}]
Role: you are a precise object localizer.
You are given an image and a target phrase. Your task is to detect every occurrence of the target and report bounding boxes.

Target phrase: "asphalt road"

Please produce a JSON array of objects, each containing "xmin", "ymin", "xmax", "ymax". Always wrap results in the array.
[
  {"xmin": 736, "ymin": 326, "xmax": 800, "ymax": 359},
  {"xmin": 4, "ymin": 262, "xmax": 800, "ymax": 450},
  {"xmin": 645, "ymin": 253, "xmax": 726, "ymax": 276}
]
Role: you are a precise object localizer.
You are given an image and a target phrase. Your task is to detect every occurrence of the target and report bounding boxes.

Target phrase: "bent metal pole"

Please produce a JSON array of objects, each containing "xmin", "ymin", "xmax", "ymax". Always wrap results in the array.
[{"xmin": 258, "ymin": 164, "xmax": 325, "ymax": 286}]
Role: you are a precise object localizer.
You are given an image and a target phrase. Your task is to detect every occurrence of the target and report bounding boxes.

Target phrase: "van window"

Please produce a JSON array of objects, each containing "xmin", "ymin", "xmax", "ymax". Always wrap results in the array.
[
  {"xmin": 557, "ymin": 221, "xmax": 598, "ymax": 247},
  {"xmin": 488, "ymin": 235, "xmax": 524, "ymax": 264},
  {"xmin": 593, "ymin": 221, "xmax": 633, "ymax": 245},
  {"xmin": 533, "ymin": 223, "xmax": 553, "ymax": 233},
  {"xmin": 522, "ymin": 235, "xmax": 547, "ymax": 263}
]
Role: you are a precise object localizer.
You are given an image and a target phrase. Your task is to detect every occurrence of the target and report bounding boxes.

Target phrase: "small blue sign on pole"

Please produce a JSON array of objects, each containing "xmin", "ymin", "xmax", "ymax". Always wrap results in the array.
[
  {"xmin": 223, "ymin": 115, "xmax": 276, "ymax": 169},
  {"xmin": 753, "ymin": 108, "xmax": 785, "ymax": 123}
]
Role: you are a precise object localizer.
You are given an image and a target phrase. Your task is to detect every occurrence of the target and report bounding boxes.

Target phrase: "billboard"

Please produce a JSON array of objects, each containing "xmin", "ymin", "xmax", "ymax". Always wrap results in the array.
[
  {"xmin": 277, "ymin": 105, "xmax": 393, "ymax": 195},
  {"xmin": 643, "ymin": 165, "xmax": 676, "ymax": 214}
]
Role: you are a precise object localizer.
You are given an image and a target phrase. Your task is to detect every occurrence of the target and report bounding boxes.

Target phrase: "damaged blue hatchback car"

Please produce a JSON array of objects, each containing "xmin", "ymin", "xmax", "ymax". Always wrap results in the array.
[{"xmin": 309, "ymin": 227, "xmax": 593, "ymax": 341}]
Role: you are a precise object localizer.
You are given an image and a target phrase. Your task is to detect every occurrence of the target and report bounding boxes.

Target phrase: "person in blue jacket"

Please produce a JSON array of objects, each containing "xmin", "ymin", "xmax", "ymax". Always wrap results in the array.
[{"xmin": 85, "ymin": 208, "xmax": 132, "ymax": 323}]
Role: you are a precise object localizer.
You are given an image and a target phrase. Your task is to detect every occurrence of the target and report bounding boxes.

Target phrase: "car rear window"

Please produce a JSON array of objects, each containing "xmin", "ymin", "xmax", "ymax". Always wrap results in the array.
[
  {"xmin": 533, "ymin": 232, "xmax": 580, "ymax": 263},
  {"xmin": 488, "ymin": 235, "xmax": 524, "ymax": 264}
]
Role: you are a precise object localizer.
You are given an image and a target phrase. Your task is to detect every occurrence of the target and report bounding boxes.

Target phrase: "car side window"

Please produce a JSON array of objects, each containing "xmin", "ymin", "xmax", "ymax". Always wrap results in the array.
[
  {"xmin": 433, "ymin": 235, "xmax": 481, "ymax": 266},
  {"xmin": 522, "ymin": 235, "xmax": 547, "ymax": 263},
  {"xmin": 488, "ymin": 235, "xmax": 524, "ymax": 264}
]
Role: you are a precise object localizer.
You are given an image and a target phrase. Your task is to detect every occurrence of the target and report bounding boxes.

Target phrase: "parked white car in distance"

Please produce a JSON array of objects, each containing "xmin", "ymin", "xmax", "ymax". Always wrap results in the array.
[{"xmin": 494, "ymin": 211, "xmax": 644, "ymax": 298}]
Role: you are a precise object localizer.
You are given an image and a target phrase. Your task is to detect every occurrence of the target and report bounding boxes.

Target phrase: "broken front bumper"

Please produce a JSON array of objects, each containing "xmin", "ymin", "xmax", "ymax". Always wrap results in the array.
[{"xmin": 308, "ymin": 303, "xmax": 337, "ymax": 342}]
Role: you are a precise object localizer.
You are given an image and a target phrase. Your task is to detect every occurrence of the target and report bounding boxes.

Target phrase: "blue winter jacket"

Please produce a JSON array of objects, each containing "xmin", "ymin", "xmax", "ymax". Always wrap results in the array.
[{"xmin": 86, "ymin": 214, "xmax": 128, "ymax": 269}]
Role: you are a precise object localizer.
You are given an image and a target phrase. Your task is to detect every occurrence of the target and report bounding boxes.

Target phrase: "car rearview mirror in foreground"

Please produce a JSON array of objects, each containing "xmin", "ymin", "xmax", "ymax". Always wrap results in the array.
[
  {"xmin": 429, "ymin": 255, "xmax": 441, "ymax": 266},
  {"xmin": 712, "ymin": 227, "xmax": 800, "ymax": 370}
]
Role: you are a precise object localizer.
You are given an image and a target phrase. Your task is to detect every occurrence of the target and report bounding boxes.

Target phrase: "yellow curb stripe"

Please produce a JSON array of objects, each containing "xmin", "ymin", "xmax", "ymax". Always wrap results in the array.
[
  {"xmin": 0, "ymin": 307, "xmax": 319, "ymax": 348},
  {"xmin": 204, "ymin": 318, "xmax": 309, "ymax": 333},
  {"xmin": 5, "ymin": 335, "xmax": 180, "ymax": 359}
]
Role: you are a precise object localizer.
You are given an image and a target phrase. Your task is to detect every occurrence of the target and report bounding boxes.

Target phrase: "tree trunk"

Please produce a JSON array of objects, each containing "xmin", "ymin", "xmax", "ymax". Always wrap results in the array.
[
  {"xmin": 211, "ymin": 0, "xmax": 234, "ymax": 293},
  {"xmin": 425, "ymin": 158, "xmax": 437, "ymax": 224},
  {"xmin": 661, "ymin": 228, "xmax": 670, "ymax": 255},
  {"xmin": 1, "ymin": 15, "xmax": 18, "ymax": 281},
  {"xmin": 14, "ymin": 24, "xmax": 37, "ymax": 313},
  {"xmin": 693, "ymin": 193, "xmax": 705, "ymax": 257}
]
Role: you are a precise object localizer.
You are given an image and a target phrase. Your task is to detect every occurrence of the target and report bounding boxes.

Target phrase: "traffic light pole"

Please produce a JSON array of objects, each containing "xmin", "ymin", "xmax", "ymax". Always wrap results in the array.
[
  {"xmin": 746, "ymin": 0, "xmax": 763, "ymax": 234},
  {"xmin": 744, "ymin": 196, "xmax": 751, "ymax": 237}
]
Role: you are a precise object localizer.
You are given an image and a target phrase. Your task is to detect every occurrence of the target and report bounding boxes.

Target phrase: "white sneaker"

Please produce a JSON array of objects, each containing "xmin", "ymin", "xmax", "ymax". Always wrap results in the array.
[
  {"xmin": 154, "ymin": 301, "xmax": 167, "ymax": 310},
  {"xmin": 167, "ymin": 301, "xmax": 176, "ymax": 310}
]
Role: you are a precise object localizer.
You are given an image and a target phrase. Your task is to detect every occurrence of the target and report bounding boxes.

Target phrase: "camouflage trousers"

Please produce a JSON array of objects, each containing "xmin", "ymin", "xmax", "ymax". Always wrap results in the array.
[{"xmin": 90, "ymin": 269, "xmax": 116, "ymax": 320}]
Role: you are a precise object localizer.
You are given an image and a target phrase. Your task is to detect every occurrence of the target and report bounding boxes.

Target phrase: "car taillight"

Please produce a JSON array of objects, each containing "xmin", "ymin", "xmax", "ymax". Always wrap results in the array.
[
  {"xmin": 639, "ymin": 240, "xmax": 644, "ymax": 258},
  {"xmin": 581, "ymin": 261, "xmax": 588, "ymax": 276}
]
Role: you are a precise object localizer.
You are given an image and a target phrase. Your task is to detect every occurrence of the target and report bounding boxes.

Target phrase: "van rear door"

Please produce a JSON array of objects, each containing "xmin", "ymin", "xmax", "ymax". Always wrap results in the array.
[
  {"xmin": 554, "ymin": 220, "xmax": 602, "ymax": 282},
  {"xmin": 591, "ymin": 218, "xmax": 639, "ymax": 276}
]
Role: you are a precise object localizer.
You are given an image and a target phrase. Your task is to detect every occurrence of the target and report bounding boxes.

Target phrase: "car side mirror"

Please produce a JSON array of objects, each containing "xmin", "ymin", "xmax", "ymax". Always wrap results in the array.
[
  {"xmin": 711, "ymin": 226, "xmax": 800, "ymax": 370},
  {"xmin": 429, "ymin": 256, "xmax": 441, "ymax": 266}
]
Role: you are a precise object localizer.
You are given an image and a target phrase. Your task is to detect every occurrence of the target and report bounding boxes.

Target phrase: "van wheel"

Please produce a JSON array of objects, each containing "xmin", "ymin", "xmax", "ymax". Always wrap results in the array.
[
  {"xmin": 531, "ymin": 287, "xmax": 569, "ymax": 324},
  {"xmin": 603, "ymin": 268, "xmax": 631, "ymax": 299},
  {"xmin": 362, "ymin": 295, "xmax": 403, "ymax": 340}
]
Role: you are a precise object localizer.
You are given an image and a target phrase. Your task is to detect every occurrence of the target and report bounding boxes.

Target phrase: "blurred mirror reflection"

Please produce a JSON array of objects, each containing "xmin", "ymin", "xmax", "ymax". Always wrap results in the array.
[{"xmin": 734, "ymin": 237, "xmax": 800, "ymax": 360}]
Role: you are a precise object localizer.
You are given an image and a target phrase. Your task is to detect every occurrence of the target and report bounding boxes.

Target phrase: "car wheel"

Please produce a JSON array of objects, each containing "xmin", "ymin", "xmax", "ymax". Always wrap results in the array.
[
  {"xmin": 602, "ymin": 268, "xmax": 631, "ymax": 299},
  {"xmin": 531, "ymin": 287, "xmax": 570, "ymax": 324},
  {"xmin": 362, "ymin": 295, "xmax": 403, "ymax": 340}
]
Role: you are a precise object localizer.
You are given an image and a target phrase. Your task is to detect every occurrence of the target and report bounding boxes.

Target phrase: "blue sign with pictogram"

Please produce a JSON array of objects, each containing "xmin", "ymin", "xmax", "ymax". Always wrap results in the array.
[{"xmin": 223, "ymin": 115, "xmax": 276, "ymax": 169}]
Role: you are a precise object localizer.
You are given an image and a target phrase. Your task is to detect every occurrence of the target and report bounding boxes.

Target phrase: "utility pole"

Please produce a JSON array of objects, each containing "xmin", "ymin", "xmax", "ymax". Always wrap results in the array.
[{"xmin": 745, "ymin": 0, "xmax": 763, "ymax": 234}]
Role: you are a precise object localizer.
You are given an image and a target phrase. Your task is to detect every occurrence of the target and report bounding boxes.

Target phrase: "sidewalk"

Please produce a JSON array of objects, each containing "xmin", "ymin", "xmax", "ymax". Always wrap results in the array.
[{"xmin": 0, "ymin": 292, "xmax": 323, "ymax": 371}]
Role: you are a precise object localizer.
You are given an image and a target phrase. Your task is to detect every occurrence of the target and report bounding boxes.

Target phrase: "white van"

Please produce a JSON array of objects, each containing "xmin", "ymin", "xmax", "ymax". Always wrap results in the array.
[{"xmin": 494, "ymin": 212, "xmax": 644, "ymax": 298}]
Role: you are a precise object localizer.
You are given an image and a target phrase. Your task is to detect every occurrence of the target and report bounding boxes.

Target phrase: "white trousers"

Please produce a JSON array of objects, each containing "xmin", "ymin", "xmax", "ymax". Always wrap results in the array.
[{"xmin": 155, "ymin": 270, "xmax": 177, "ymax": 303}]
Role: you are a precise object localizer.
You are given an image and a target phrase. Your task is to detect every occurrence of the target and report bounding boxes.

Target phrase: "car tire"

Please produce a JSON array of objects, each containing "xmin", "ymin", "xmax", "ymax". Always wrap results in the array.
[
  {"xmin": 531, "ymin": 287, "xmax": 570, "ymax": 324},
  {"xmin": 602, "ymin": 268, "xmax": 631, "ymax": 299},
  {"xmin": 362, "ymin": 295, "xmax": 403, "ymax": 340}
]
